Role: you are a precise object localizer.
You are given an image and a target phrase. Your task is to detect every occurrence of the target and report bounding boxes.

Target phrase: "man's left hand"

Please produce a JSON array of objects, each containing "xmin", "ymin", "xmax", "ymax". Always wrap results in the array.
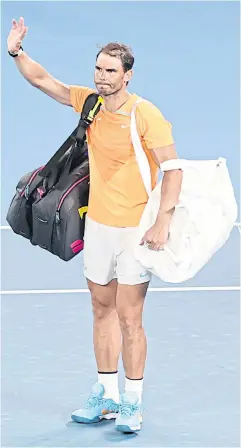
[{"xmin": 140, "ymin": 221, "xmax": 170, "ymax": 251}]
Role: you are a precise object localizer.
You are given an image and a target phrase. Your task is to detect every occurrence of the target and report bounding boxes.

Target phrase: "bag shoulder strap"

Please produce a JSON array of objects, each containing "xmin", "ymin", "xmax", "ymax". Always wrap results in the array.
[
  {"xmin": 27, "ymin": 93, "xmax": 103, "ymax": 197},
  {"xmin": 130, "ymin": 98, "xmax": 152, "ymax": 197},
  {"xmin": 39, "ymin": 93, "xmax": 103, "ymax": 179}
]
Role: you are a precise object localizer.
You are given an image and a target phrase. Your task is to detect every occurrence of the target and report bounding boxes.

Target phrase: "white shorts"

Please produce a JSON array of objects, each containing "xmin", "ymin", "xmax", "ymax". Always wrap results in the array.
[{"xmin": 83, "ymin": 216, "xmax": 151, "ymax": 286}]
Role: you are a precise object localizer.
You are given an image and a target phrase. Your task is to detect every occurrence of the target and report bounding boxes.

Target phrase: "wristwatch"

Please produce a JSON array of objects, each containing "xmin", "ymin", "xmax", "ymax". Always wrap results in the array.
[{"xmin": 8, "ymin": 46, "xmax": 23, "ymax": 57}]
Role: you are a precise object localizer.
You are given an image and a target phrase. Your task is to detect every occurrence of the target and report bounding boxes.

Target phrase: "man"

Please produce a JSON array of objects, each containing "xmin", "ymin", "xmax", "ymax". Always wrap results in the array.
[{"xmin": 7, "ymin": 17, "xmax": 182, "ymax": 433}]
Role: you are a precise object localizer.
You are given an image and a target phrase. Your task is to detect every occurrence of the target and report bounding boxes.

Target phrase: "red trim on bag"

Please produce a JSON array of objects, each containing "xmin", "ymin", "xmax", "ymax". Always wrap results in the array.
[
  {"xmin": 70, "ymin": 240, "xmax": 84, "ymax": 253},
  {"xmin": 70, "ymin": 239, "xmax": 84, "ymax": 249},
  {"xmin": 57, "ymin": 174, "xmax": 89, "ymax": 212},
  {"xmin": 20, "ymin": 166, "xmax": 45, "ymax": 197}
]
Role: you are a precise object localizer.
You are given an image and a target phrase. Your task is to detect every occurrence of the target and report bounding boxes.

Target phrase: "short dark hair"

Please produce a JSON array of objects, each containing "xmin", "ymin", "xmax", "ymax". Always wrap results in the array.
[{"xmin": 96, "ymin": 42, "xmax": 134, "ymax": 72}]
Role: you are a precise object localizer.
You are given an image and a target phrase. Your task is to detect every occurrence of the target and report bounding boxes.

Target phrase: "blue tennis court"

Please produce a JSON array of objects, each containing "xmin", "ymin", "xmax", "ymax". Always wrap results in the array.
[
  {"xmin": 1, "ymin": 224, "xmax": 240, "ymax": 447},
  {"xmin": 1, "ymin": 1, "xmax": 240, "ymax": 447}
]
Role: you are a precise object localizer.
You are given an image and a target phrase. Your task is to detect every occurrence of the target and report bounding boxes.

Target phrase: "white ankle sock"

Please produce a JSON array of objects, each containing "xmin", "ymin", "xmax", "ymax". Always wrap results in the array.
[
  {"xmin": 98, "ymin": 372, "xmax": 119, "ymax": 403},
  {"xmin": 125, "ymin": 377, "xmax": 143, "ymax": 404}
]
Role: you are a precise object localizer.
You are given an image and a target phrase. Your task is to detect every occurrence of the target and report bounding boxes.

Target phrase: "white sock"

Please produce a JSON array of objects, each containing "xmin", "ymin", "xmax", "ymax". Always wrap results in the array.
[
  {"xmin": 98, "ymin": 372, "xmax": 119, "ymax": 403},
  {"xmin": 125, "ymin": 377, "xmax": 143, "ymax": 404}
]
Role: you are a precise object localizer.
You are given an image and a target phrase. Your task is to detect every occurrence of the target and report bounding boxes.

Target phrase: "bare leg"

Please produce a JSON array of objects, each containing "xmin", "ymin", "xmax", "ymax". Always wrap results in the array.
[
  {"xmin": 88, "ymin": 279, "xmax": 122, "ymax": 372},
  {"xmin": 116, "ymin": 282, "xmax": 149, "ymax": 379}
]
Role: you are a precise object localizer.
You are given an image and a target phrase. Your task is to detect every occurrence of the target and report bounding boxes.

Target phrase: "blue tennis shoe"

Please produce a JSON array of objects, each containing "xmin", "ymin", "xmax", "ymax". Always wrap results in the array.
[
  {"xmin": 71, "ymin": 383, "xmax": 119, "ymax": 424},
  {"xmin": 115, "ymin": 391, "xmax": 143, "ymax": 433}
]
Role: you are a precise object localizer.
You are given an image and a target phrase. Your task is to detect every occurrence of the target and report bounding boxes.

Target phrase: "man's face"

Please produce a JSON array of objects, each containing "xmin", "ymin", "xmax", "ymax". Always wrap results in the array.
[{"xmin": 94, "ymin": 52, "xmax": 132, "ymax": 97}]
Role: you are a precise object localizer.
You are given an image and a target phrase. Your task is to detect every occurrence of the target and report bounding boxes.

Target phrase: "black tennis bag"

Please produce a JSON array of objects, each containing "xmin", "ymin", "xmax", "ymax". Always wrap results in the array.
[{"xmin": 6, "ymin": 93, "xmax": 103, "ymax": 261}]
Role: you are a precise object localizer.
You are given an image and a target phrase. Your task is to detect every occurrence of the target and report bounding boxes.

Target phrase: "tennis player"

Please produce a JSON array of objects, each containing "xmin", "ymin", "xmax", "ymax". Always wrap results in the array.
[{"xmin": 7, "ymin": 17, "xmax": 182, "ymax": 433}]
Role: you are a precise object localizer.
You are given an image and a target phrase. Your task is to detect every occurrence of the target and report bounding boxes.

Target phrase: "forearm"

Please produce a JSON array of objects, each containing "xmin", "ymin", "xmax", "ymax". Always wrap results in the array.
[
  {"xmin": 11, "ymin": 50, "xmax": 71, "ymax": 104},
  {"xmin": 13, "ymin": 51, "xmax": 50, "ymax": 86},
  {"xmin": 156, "ymin": 169, "xmax": 183, "ymax": 224},
  {"xmin": 7, "ymin": 17, "xmax": 71, "ymax": 104}
]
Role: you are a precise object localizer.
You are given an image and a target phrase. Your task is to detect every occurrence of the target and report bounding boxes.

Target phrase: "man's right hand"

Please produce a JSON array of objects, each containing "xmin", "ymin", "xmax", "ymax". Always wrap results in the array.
[
  {"xmin": 7, "ymin": 17, "xmax": 72, "ymax": 106},
  {"xmin": 7, "ymin": 17, "xmax": 28, "ymax": 54}
]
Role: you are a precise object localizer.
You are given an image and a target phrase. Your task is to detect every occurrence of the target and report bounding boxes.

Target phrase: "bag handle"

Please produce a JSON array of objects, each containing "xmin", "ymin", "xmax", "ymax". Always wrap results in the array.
[
  {"xmin": 130, "ymin": 99, "xmax": 186, "ymax": 196},
  {"xmin": 160, "ymin": 157, "xmax": 226, "ymax": 172},
  {"xmin": 130, "ymin": 98, "xmax": 152, "ymax": 197}
]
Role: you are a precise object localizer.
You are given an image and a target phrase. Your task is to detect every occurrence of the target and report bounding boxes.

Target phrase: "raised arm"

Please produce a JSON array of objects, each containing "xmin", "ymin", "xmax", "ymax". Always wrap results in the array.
[{"xmin": 7, "ymin": 17, "xmax": 72, "ymax": 106}]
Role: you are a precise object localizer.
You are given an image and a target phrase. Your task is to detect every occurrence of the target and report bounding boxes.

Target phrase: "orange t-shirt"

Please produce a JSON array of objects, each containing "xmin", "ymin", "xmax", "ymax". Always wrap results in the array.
[{"xmin": 70, "ymin": 86, "xmax": 174, "ymax": 227}]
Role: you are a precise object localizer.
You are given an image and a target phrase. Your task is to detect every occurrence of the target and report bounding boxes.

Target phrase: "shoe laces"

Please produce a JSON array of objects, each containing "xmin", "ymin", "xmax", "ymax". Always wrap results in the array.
[
  {"xmin": 120, "ymin": 402, "xmax": 139, "ymax": 417},
  {"xmin": 84, "ymin": 394, "xmax": 103, "ymax": 410}
]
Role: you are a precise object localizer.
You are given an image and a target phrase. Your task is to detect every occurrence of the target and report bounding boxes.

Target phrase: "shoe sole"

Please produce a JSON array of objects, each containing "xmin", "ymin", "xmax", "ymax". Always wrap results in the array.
[
  {"xmin": 71, "ymin": 413, "xmax": 118, "ymax": 424},
  {"xmin": 116, "ymin": 424, "xmax": 141, "ymax": 433}
]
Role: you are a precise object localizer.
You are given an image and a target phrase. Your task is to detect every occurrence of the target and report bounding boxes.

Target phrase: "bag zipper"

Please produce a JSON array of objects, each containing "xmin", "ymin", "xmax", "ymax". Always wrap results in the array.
[
  {"xmin": 20, "ymin": 166, "xmax": 45, "ymax": 198},
  {"xmin": 55, "ymin": 174, "xmax": 89, "ymax": 224}
]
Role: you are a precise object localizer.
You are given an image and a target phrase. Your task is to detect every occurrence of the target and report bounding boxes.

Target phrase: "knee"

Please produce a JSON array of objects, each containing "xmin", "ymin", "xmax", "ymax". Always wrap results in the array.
[
  {"xmin": 88, "ymin": 280, "xmax": 117, "ymax": 321},
  {"xmin": 92, "ymin": 294, "xmax": 114, "ymax": 321},
  {"xmin": 117, "ymin": 309, "xmax": 142, "ymax": 334},
  {"xmin": 116, "ymin": 284, "xmax": 146, "ymax": 334}
]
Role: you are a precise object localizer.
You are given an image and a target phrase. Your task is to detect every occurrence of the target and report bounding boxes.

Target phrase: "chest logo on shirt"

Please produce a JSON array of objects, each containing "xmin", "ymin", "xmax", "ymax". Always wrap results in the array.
[{"xmin": 120, "ymin": 124, "xmax": 130, "ymax": 128}]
